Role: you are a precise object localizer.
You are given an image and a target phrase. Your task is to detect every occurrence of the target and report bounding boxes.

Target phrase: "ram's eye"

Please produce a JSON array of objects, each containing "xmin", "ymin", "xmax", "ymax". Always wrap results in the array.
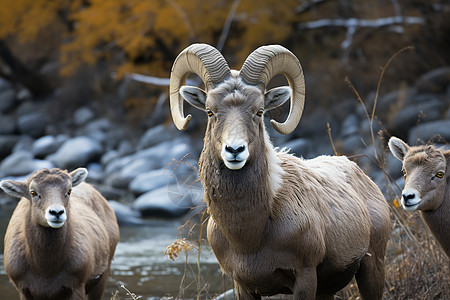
[
  {"xmin": 66, "ymin": 189, "xmax": 72, "ymax": 196},
  {"xmin": 30, "ymin": 191, "xmax": 37, "ymax": 197},
  {"xmin": 436, "ymin": 172, "xmax": 444, "ymax": 178},
  {"xmin": 401, "ymin": 169, "xmax": 406, "ymax": 176},
  {"xmin": 256, "ymin": 109, "xmax": 264, "ymax": 117},
  {"xmin": 206, "ymin": 109, "xmax": 214, "ymax": 117}
]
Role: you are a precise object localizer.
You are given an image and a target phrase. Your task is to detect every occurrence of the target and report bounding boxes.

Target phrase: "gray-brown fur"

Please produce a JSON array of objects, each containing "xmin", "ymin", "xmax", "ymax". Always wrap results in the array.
[
  {"xmin": 0, "ymin": 168, "xmax": 120, "ymax": 300},
  {"xmin": 171, "ymin": 43, "xmax": 391, "ymax": 299},
  {"xmin": 389, "ymin": 136, "xmax": 450, "ymax": 256}
]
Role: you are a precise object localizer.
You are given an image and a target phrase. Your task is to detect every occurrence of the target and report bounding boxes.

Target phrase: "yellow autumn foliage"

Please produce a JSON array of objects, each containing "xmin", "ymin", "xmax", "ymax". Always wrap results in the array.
[{"xmin": 1, "ymin": 0, "xmax": 299, "ymax": 78}]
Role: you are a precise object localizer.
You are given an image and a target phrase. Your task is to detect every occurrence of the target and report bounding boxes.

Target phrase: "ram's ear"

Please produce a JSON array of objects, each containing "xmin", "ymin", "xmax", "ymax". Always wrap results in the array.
[
  {"xmin": 0, "ymin": 180, "xmax": 29, "ymax": 199},
  {"xmin": 180, "ymin": 86, "xmax": 207, "ymax": 111},
  {"xmin": 70, "ymin": 168, "xmax": 88, "ymax": 187},
  {"xmin": 264, "ymin": 86, "xmax": 291, "ymax": 110},
  {"xmin": 388, "ymin": 137, "xmax": 410, "ymax": 161}
]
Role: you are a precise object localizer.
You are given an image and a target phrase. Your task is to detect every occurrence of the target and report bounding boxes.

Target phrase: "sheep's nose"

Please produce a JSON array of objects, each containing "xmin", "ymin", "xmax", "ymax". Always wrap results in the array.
[
  {"xmin": 49, "ymin": 208, "xmax": 65, "ymax": 217},
  {"xmin": 225, "ymin": 145, "xmax": 246, "ymax": 157},
  {"xmin": 402, "ymin": 193, "xmax": 415, "ymax": 202}
]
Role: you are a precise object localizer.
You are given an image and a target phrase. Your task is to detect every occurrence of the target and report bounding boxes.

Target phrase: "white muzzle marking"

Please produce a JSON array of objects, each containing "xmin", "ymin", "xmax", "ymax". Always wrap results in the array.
[
  {"xmin": 221, "ymin": 138, "xmax": 249, "ymax": 170},
  {"xmin": 45, "ymin": 204, "xmax": 67, "ymax": 228},
  {"xmin": 401, "ymin": 187, "xmax": 421, "ymax": 211}
]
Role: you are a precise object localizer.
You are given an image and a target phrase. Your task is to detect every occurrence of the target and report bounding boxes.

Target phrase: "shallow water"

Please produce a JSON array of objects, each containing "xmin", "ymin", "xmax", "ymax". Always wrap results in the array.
[{"xmin": 0, "ymin": 205, "xmax": 233, "ymax": 300}]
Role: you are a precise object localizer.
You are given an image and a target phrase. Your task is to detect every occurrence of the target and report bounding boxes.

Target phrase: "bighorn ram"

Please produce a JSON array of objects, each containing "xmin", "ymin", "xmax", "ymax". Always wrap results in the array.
[
  {"xmin": 0, "ymin": 168, "xmax": 120, "ymax": 300},
  {"xmin": 389, "ymin": 136, "xmax": 450, "ymax": 256},
  {"xmin": 169, "ymin": 44, "xmax": 391, "ymax": 299}
]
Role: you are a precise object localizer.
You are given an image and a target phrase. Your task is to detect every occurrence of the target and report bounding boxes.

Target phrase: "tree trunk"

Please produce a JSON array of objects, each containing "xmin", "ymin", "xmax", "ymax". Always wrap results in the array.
[{"xmin": 0, "ymin": 40, "xmax": 53, "ymax": 98}]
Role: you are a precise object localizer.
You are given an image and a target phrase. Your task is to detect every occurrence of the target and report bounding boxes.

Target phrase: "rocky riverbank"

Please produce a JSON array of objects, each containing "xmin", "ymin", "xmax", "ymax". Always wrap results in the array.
[{"xmin": 0, "ymin": 67, "xmax": 449, "ymax": 222}]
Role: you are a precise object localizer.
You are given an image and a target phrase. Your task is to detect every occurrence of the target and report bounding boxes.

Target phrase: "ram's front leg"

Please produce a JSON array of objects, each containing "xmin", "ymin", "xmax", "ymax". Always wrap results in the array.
[
  {"xmin": 234, "ymin": 280, "xmax": 261, "ymax": 300},
  {"xmin": 293, "ymin": 267, "xmax": 318, "ymax": 300}
]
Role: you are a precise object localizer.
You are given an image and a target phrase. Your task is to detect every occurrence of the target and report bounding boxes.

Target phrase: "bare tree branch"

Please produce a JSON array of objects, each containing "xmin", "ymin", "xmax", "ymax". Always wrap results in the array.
[{"xmin": 217, "ymin": 0, "xmax": 242, "ymax": 52}]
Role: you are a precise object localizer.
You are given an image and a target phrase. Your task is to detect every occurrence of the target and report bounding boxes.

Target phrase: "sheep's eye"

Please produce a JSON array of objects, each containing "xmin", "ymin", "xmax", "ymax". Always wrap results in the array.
[
  {"xmin": 66, "ymin": 189, "xmax": 72, "ymax": 196},
  {"xmin": 30, "ymin": 191, "xmax": 37, "ymax": 197},
  {"xmin": 401, "ymin": 169, "xmax": 406, "ymax": 177},
  {"xmin": 256, "ymin": 109, "xmax": 264, "ymax": 117},
  {"xmin": 206, "ymin": 109, "xmax": 214, "ymax": 117},
  {"xmin": 436, "ymin": 172, "xmax": 444, "ymax": 178}
]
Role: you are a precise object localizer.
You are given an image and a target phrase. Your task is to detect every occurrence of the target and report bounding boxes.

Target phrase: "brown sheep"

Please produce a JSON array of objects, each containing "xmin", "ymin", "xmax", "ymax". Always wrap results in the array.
[
  {"xmin": 0, "ymin": 168, "xmax": 120, "ymax": 300},
  {"xmin": 389, "ymin": 136, "xmax": 450, "ymax": 256},
  {"xmin": 169, "ymin": 43, "xmax": 391, "ymax": 299}
]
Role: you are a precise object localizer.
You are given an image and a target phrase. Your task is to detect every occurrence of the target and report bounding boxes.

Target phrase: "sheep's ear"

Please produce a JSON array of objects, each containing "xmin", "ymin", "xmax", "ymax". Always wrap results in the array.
[
  {"xmin": 444, "ymin": 150, "xmax": 450, "ymax": 167},
  {"xmin": 264, "ymin": 87, "xmax": 291, "ymax": 110},
  {"xmin": 388, "ymin": 136, "xmax": 409, "ymax": 161},
  {"xmin": 180, "ymin": 86, "xmax": 207, "ymax": 111},
  {"xmin": 0, "ymin": 180, "xmax": 29, "ymax": 199},
  {"xmin": 70, "ymin": 168, "xmax": 88, "ymax": 187}
]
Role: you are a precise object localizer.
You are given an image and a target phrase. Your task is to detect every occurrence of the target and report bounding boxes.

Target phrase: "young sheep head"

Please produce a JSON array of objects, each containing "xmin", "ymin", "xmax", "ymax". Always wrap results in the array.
[
  {"xmin": 0, "ymin": 168, "xmax": 88, "ymax": 228},
  {"xmin": 169, "ymin": 44, "xmax": 305, "ymax": 170},
  {"xmin": 389, "ymin": 137, "xmax": 450, "ymax": 211}
]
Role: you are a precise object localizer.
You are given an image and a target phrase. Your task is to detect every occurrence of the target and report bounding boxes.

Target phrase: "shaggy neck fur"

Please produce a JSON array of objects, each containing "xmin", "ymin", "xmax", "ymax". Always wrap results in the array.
[
  {"xmin": 199, "ymin": 122, "xmax": 283, "ymax": 253},
  {"xmin": 25, "ymin": 209, "xmax": 72, "ymax": 276}
]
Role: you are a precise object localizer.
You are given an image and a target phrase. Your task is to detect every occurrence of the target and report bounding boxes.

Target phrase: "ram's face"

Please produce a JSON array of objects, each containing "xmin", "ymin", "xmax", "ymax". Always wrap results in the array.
[
  {"xmin": 180, "ymin": 77, "xmax": 292, "ymax": 171},
  {"xmin": 205, "ymin": 85, "xmax": 265, "ymax": 170}
]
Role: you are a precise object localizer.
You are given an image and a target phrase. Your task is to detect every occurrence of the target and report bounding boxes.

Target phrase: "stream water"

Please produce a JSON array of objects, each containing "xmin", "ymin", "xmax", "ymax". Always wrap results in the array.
[{"xmin": 0, "ymin": 205, "xmax": 233, "ymax": 300}]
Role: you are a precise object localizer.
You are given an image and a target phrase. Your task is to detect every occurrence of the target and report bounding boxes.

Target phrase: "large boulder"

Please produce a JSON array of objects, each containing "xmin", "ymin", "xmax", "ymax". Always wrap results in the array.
[
  {"xmin": 129, "ymin": 168, "xmax": 174, "ymax": 196},
  {"xmin": 47, "ymin": 136, "xmax": 102, "ymax": 170},
  {"xmin": 408, "ymin": 119, "xmax": 450, "ymax": 144},
  {"xmin": 0, "ymin": 150, "xmax": 54, "ymax": 177},
  {"xmin": 133, "ymin": 184, "xmax": 201, "ymax": 218},
  {"xmin": 32, "ymin": 134, "xmax": 69, "ymax": 158},
  {"xmin": 17, "ymin": 111, "xmax": 50, "ymax": 138}
]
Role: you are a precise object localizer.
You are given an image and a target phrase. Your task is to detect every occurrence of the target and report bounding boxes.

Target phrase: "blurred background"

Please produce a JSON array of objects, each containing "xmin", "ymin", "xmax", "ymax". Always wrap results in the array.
[{"xmin": 0, "ymin": 0, "xmax": 449, "ymax": 299}]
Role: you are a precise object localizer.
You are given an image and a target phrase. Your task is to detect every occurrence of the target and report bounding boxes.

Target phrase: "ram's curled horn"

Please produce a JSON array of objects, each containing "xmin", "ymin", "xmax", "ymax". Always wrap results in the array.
[
  {"xmin": 169, "ymin": 44, "xmax": 231, "ymax": 131},
  {"xmin": 239, "ymin": 45, "xmax": 305, "ymax": 135}
]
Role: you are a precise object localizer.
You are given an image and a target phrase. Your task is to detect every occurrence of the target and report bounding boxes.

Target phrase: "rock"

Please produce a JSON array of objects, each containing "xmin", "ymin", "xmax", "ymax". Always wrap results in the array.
[
  {"xmin": 16, "ymin": 88, "xmax": 32, "ymax": 102},
  {"xmin": 280, "ymin": 138, "xmax": 312, "ymax": 158},
  {"xmin": 32, "ymin": 134, "xmax": 69, "ymax": 158},
  {"xmin": 416, "ymin": 67, "xmax": 450, "ymax": 94},
  {"xmin": 129, "ymin": 168, "xmax": 174, "ymax": 195},
  {"xmin": 0, "ymin": 150, "xmax": 53, "ymax": 177},
  {"xmin": 214, "ymin": 289, "xmax": 235, "ymax": 300},
  {"xmin": 133, "ymin": 138, "xmax": 192, "ymax": 169},
  {"xmin": 340, "ymin": 114, "xmax": 359, "ymax": 138},
  {"xmin": 108, "ymin": 158, "xmax": 156, "ymax": 189},
  {"xmin": 389, "ymin": 98, "xmax": 444, "ymax": 135},
  {"xmin": 137, "ymin": 124, "xmax": 178, "ymax": 150},
  {"xmin": 357, "ymin": 88, "xmax": 415, "ymax": 120},
  {"xmin": 338, "ymin": 135, "xmax": 366, "ymax": 155},
  {"xmin": 408, "ymin": 119, "xmax": 450, "ymax": 145},
  {"xmin": 385, "ymin": 152, "xmax": 403, "ymax": 180},
  {"xmin": 133, "ymin": 184, "xmax": 195, "ymax": 218},
  {"xmin": 73, "ymin": 106, "xmax": 95, "ymax": 127},
  {"xmin": 95, "ymin": 184, "xmax": 128, "ymax": 201},
  {"xmin": 17, "ymin": 111, "xmax": 50, "ymax": 138},
  {"xmin": 108, "ymin": 200, "xmax": 148, "ymax": 226},
  {"xmin": 359, "ymin": 118, "xmax": 382, "ymax": 138},
  {"xmin": 47, "ymin": 136, "xmax": 102, "ymax": 170},
  {"xmin": 86, "ymin": 162, "xmax": 103, "ymax": 182},
  {"xmin": 0, "ymin": 135, "xmax": 20, "ymax": 159},
  {"xmin": 12, "ymin": 135, "xmax": 35, "ymax": 152},
  {"xmin": 0, "ymin": 114, "xmax": 16, "ymax": 135},
  {"xmin": 0, "ymin": 89, "xmax": 15, "ymax": 113}
]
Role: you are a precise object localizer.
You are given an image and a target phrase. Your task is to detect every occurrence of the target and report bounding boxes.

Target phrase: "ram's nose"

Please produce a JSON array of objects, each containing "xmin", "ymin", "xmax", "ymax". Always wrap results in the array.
[
  {"xmin": 225, "ymin": 145, "xmax": 246, "ymax": 158},
  {"xmin": 221, "ymin": 141, "xmax": 249, "ymax": 170}
]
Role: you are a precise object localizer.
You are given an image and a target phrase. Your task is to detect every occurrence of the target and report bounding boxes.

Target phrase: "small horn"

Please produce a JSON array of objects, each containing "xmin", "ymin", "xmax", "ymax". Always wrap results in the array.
[
  {"xmin": 239, "ymin": 45, "xmax": 305, "ymax": 135},
  {"xmin": 169, "ymin": 44, "xmax": 231, "ymax": 130}
]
